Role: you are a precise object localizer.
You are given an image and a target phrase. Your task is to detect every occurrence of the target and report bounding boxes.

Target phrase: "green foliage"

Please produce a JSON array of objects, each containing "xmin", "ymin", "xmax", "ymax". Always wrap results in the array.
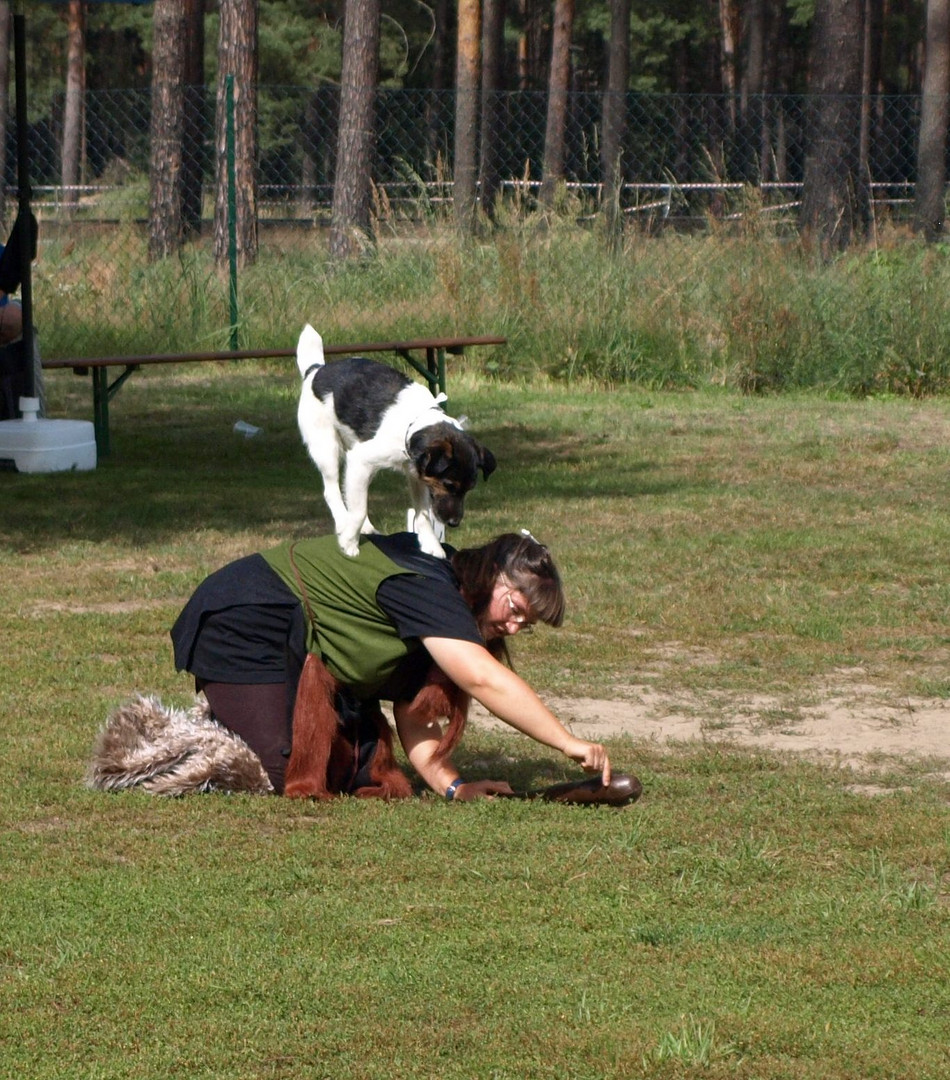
[{"xmin": 257, "ymin": 1, "xmax": 343, "ymax": 87}]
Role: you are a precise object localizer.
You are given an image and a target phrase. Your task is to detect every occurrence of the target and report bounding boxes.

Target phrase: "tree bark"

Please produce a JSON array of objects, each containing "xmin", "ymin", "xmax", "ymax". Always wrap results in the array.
[
  {"xmin": 432, "ymin": 0, "xmax": 455, "ymax": 91},
  {"xmin": 516, "ymin": 0, "xmax": 545, "ymax": 90},
  {"xmin": 148, "ymin": 0, "xmax": 186, "ymax": 261},
  {"xmin": 718, "ymin": 0, "xmax": 738, "ymax": 133},
  {"xmin": 539, "ymin": 0, "xmax": 575, "ymax": 207},
  {"xmin": 214, "ymin": 0, "xmax": 259, "ymax": 268},
  {"xmin": 454, "ymin": 0, "xmax": 481, "ymax": 232},
  {"xmin": 739, "ymin": 0, "xmax": 766, "ymax": 180},
  {"xmin": 61, "ymin": 0, "xmax": 85, "ymax": 218},
  {"xmin": 300, "ymin": 90, "xmax": 321, "ymax": 217},
  {"xmin": 329, "ymin": 0, "xmax": 381, "ymax": 260},
  {"xmin": 478, "ymin": 0, "xmax": 505, "ymax": 220},
  {"xmin": 800, "ymin": 0, "xmax": 869, "ymax": 255},
  {"xmin": 600, "ymin": 0, "xmax": 630, "ymax": 241},
  {"xmin": 181, "ymin": 0, "xmax": 205, "ymax": 238},
  {"xmin": 0, "ymin": 4, "xmax": 8, "ymax": 220},
  {"xmin": 914, "ymin": 0, "xmax": 950, "ymax": 239}
]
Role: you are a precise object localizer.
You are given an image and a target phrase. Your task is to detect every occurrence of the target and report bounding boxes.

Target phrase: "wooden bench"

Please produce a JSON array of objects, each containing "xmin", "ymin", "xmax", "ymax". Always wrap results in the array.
[{"xmin": 41, "ymin": 335, "xmax": 506, "ymax": 456}]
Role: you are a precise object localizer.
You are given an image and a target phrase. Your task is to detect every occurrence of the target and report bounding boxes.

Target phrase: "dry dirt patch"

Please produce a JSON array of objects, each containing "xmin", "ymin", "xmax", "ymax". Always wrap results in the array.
[{"xmin": 469, "ymin": 676, "xmax": 950, "ymax": 786}]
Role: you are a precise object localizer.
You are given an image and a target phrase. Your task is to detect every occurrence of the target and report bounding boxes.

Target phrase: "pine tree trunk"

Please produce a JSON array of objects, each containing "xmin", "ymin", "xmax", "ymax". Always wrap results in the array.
[
  {"xmin": 432, "ymin": 0, "xmax": 455, "ymax": 91},
  {"xmin": 180, "ymin": 0, "xmax": 205, "ymax": 238},
  {"xmin": 478, "ymin": 0, "xmax": 505, "ymax": 220},
  {"xmin": 329, "ymin": 0, "xmax": 381, "ymax": 260},
  {"xmin": 300, "ymin": 91, "xmax": 320, "ymax": 217},
  {"xmin": 800, "ymin": 0, "xmax": 868, "ymax": 254},
  {"xmin": 454, "ymin": 0, "xmax": 481, "ymax": 233},
  {"xmin": 718, "ymin": 0, "xmax": 738, "ymax": 133},
  {"xmin": 914, "ymin": 0, "xmax": 950, "ymax": 239},
  {"xmin": 0, "ymin": 4, "xmax": 8, "ymax": 220},
  {"xmin": 61, "ymin": 0, "xmax": 85, "ymax": 219},
  {"xmin": 600, "ymin": 0, "xmax": 630, "ymax": 241},
  {"xmin": 516, "ymin": 0, "xmax": 545, "ymax": 90},
  {"xmin": 148, "ymin": 0, "xmax": 186, "ymax": 261},
  {"xmin": 739, "ymin": 0, "xmax": 766, "ymax": 181},
  {"xmin": 539, "ymin": 0, "xmax": 575, "ymax": 207},
  {"xmin": 426, "ymin": 0, "xmax": 454, "ymax": 176},
  {"xmin": 214, "ymin": 0, "xmax": 259, "ymax": 268}
]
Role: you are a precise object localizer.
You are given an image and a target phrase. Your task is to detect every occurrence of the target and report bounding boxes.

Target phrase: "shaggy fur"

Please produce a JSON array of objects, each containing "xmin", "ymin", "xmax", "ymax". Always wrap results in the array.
[
  {"xmin": 280, "ymin": 652, "xmax": 415, "ymax": 800},
  {"xmin": 86, "ymin": 695, "xmax": 274, "ymax": 796}
]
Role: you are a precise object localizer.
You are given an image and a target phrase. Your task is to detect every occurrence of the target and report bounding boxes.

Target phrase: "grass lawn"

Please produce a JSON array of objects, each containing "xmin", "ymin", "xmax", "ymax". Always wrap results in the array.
[{"xmin": 1, "ymin": 364, "xmax": 948, "ymax": 1079}]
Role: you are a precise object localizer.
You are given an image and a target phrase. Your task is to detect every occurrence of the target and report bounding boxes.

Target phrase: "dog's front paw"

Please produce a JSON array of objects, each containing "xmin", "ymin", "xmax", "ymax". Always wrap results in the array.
[
  {"xmin": 416, "ymin": 533, "xmax": 446, "ymax": 559},
  {"xmin": 336, "ymin": 532, "xmax": 361, "ymax": 558}
]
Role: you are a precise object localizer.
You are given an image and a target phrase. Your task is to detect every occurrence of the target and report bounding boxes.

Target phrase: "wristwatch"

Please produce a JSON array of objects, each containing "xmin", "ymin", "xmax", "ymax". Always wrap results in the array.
[{"xmin": 445, "ymin": 778, "xmax": 465, "ymax": 801}]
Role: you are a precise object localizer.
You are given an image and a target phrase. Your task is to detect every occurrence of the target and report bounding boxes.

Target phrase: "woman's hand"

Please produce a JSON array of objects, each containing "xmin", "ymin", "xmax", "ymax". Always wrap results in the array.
[
  {"xmin": 453, "ymin": 779, "xmax": 515, "ymax": 801},
  {"xmin": 561, "ymin": 736, "xmax": 612, "ymax": 785}
]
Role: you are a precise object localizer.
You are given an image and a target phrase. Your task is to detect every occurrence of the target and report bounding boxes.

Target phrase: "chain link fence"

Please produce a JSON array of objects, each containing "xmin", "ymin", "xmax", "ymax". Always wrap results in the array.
[{"xmin": 11, "ymin": 88, "xmax": 926, "ymax": 359}]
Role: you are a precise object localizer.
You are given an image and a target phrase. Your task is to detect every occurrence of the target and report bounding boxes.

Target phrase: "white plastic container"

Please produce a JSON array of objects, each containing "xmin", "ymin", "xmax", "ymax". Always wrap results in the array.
[{"xmin": 0, "ymin": 397, "xmax": 97, "ymax": 473}]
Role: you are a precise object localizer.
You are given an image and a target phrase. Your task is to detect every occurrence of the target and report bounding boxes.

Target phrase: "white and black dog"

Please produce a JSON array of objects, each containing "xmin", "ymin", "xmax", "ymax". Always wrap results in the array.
[{"xmin": 296, "ymin": 324, "xmax": 496, "ymax": 558}]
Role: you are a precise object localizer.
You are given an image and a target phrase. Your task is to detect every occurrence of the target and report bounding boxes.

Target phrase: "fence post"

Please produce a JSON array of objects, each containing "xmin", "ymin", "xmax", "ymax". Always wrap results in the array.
[
  {"xmin": 226, "ymin": 73, "xmax": 239, "ymax": 351},
  {"xmin": 13, "ymin": 11, "xmax": 35, "ymax": 400}
]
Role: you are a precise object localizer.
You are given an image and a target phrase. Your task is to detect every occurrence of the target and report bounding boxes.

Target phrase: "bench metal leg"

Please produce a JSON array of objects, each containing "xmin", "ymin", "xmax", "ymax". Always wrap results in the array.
[
  {"xmin": 92, "ymin": 366, "xmax": 110, "ymax": 457},
  {"xmin": 90, "ymin": 364, "xmax": 139, "ymax": 457},
  {"xmin": 396, "ymin": 347, "xmax": 447, "ymax": 402},
  {"xmin": 425, "ymin": 346, "xmax": 447, "ymax": 401}
]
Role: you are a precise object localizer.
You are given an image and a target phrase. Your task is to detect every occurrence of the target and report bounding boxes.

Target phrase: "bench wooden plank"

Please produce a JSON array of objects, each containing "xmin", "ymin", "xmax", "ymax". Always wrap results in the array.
[
  {"xmin": 40, "ymin": 335, "xmax": 506, "ymax": 457},
  {"xmin": 40, "ymin": 335, "xmax": 507, "ymax": 370}
]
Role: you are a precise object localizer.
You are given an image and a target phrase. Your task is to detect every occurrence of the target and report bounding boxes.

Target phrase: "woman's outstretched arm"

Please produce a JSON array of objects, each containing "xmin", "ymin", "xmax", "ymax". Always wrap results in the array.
[{"xmin": 419, "ymin": 636, "xmax": 612, "ymax": 783}]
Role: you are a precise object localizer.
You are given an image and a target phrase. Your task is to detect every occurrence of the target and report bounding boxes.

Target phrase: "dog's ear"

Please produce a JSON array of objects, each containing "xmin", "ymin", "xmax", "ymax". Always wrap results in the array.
[{"xmin": 476, "ymin": 443, "xmax": 497, "ymax": 481}]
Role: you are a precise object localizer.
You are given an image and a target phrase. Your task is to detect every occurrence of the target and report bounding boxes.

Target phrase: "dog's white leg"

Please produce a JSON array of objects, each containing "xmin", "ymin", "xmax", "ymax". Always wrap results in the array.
[
  {"xmin": 298, "ymin": 393, "xmax": 350, "ymax": 535},
  {"xmin": 413, "ymin": 516, "xmax": 446, "ymax": 558},
  {"xmin": 307, "ymin": 439, "xmax": 348, "ymax": 528},
  {"xmin": 318, "ymin": 460, "xmax": 350, "ymax": 536},
  {"xmin": 407, "ymin": 479, "xmax": 446, "ymax": 558},
  {"xmin": 338, "ymin": 448, "xmax": 378, "ymax": 557}
]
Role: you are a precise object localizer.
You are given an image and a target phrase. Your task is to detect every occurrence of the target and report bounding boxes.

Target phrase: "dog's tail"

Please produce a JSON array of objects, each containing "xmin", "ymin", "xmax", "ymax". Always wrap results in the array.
[{"xmin": 296, "ymin": 323, "xmax": 325, "ymax": 380}]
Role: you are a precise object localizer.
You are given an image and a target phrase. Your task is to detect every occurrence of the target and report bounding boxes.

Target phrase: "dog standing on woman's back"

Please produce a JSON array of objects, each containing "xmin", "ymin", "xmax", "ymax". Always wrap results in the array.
[{"xmin": 296, "ymin": 324, "xmax": 496, "ymax": 558}]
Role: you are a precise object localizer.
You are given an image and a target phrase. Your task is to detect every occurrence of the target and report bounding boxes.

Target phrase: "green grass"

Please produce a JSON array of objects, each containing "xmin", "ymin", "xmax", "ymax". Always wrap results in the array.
[{"xmin": 1, "ymin": 369, "xmax": 949, "ymax": 1079}]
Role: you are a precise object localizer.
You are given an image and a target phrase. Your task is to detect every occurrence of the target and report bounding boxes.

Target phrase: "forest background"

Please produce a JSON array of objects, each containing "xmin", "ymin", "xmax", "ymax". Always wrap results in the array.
[{"xmin": 5, "ymin": 0, "xmax": 950, "ymax": 385}]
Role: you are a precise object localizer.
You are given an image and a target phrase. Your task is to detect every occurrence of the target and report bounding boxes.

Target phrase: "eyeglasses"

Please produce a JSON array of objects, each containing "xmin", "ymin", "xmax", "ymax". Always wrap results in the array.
[{"xmin": 503, "ymin": 585, "xmax": 534, "ymax": 633}]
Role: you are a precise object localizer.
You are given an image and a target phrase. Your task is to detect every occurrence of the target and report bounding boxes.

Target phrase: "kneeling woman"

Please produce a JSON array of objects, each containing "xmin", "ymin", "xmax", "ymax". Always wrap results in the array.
[{"xmin": 171, "ymin": 530, "xmax": 611, "ymax": 800}]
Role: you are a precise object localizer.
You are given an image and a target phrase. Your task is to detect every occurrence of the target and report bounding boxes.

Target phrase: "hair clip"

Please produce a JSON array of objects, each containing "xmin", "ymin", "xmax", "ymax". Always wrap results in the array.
[{"xmin": 520, "ymin": 528, "xmax": 542, "ymax": 546}]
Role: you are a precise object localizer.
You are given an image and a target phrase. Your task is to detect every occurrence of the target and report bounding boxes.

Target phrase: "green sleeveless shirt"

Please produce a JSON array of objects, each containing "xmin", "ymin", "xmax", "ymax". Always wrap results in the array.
[{"xmin": 261, "ymin": 535, "xmax": 417, "ymax": 697}]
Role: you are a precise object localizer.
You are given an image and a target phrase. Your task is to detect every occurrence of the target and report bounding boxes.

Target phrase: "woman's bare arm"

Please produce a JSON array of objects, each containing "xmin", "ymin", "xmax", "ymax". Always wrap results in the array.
[
  {"xmin": 419, "ymin": 636, "xmax": 611, "ymax": 783},
  {"xmin": 393, "ymin": 699, "xmax": 514, "ymax": 800}
]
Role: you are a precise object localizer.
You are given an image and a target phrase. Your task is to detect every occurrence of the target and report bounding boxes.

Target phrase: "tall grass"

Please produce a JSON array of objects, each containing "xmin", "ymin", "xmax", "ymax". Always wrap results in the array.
[{"xmin": 34, "ymin": 211, "xmax": 950, "ymax": 396}]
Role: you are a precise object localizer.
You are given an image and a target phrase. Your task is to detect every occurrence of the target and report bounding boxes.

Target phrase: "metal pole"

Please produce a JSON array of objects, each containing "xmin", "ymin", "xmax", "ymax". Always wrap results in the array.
[
  {"xmin": 226, "ymin": 73, "xmax": 238, "ymax": 351},
  {"xmin": 13, "ymin": 9, "xmax": 33, "ymax": 400}
]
